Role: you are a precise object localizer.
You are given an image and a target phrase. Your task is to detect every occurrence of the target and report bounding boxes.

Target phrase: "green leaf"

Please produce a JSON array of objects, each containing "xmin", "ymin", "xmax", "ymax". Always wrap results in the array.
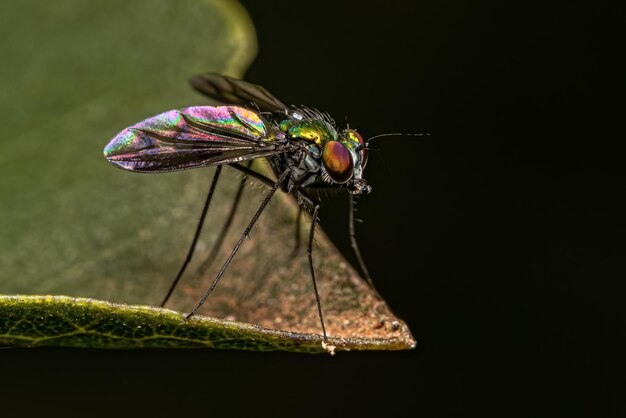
[
  {"xmin": 0, "ymin": 295, "xmax": 414, "ymax": 353},
  {"xmin": 0, "ymin": 0, "xmax": 416, "ymax": 352}
]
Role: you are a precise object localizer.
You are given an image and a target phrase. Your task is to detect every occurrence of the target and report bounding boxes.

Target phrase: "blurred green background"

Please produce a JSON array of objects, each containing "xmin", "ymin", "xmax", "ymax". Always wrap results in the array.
[{"xmin": 0, "ymin": 0, "xmax": 255, "ymax": 302}]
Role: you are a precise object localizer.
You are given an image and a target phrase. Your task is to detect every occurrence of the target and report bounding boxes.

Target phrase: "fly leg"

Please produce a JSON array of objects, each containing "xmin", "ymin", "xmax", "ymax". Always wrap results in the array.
[
  {"xmin": 230, "ymin": 163, "xmax": 276, "ymax": 187},
  {"xmin": 293, "ymin": 189, "xmax": 330, "ymax": 345},
  {"xmin": 227, "ymin": 164, "xmax": 330, "ymax": 344},
  {"xmin": 194, "ymin": 162, "xmax": 250, "ymax": 278},
  {"xmin": 185, "ymin": 168, "xmax": 291, "ymax": 319},
  {"xmin": 307, "ymin": 203, "xmax": 328, "ymax": 342},
  {"xmin": 161, "ymin": 166, "xmax": 222, "ymax": 307},
  {"xmin": 349, "ymin": 195, "xmax": 381, "ymax": 297},
  {"xmin": 231, "ymin": 162, "xmax": 303, "ymax": 256}
]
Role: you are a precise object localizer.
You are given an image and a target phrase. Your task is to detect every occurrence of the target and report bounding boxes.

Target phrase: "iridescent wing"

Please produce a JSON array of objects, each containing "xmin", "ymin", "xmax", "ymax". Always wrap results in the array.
[
  {"xmin": 190, "ymin": 73, "xmax": 288, "ymax": 113},
  {"xmin": 104, "ymin": 106, "xmax": 288, "ymax": 173}
]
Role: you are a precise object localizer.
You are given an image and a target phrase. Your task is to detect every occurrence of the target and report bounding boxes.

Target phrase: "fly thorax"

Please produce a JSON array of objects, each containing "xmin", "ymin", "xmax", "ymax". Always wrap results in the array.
[
  {"xmin": 281, "ymin": 119, "xmax": 338, "ymax": 148},
  {"xmin": 285, "ymin": 146, "xmax": 321, "ymax": 191}
]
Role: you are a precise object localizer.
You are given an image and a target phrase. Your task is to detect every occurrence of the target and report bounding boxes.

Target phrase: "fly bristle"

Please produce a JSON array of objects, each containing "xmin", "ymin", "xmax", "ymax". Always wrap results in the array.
[
  {"xmin": 320, "ymin": 166, "xmax": 333, "ymax": 184},
  {"xmin": 290, "ymin": 105, "xmax": 336, "ymax": 126},
  {"xmin": 295, "ymin": 193, "xmax": 315, "ymax": 213},
  {"xmin": 322, "ymin": 111, "xmax": 335, "ymax": 127}
]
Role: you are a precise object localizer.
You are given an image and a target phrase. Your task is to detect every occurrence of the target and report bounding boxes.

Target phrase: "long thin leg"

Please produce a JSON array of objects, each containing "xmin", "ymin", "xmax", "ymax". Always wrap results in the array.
[
  {"xmin": 160, "ymin": 166, "xmax": 222, "ymax": 307},
  {"xmin": 230, "ymin": 162, "xmax": 275, "ymax": 187},
  {"xmin": 231, "ymin": 163, "xmax": 307, "ymax": 260},
  {"xmin": 195, "ymin": 162, "xmax": 250, "ymax": 278},
  {"xmin": 231, "ymin": 163, "xmax": 314, "ymax": 218},
  {"xmin": 349, "ymin": 195, "xmax": 381, "ymax": 295},
  {"xmin": 307, "ymin": 203, "xmax": 328, "ymax": 340},
  {"xmin": 203, "ymin": 174, "xmax": 327, "ymax": 339},
  {"xmin": 185, "ymin": 168, "xmax": 291, "ymax": 319}
]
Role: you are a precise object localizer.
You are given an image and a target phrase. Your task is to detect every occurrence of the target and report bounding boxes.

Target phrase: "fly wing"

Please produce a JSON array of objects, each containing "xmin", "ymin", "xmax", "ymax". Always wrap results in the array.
[
  {"xmin": 104, "ymin": 106, "xmax": 287, "ymax": 173},
  {"xmin": 190, "ymin": 73, "xmax": 288, "ymax": 113}
]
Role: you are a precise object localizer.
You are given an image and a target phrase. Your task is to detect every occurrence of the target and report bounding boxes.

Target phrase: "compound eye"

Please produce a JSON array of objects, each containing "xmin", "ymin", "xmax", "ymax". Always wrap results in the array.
[{"xmin": 322, "ymin": 141, "xmax": 353, "ymax": 184}]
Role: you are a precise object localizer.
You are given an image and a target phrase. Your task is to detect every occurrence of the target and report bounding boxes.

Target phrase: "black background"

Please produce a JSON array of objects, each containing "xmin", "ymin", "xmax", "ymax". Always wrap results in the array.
[{"xmin": 2, "ymin": 1, "xmax": 623, "ymax": 416}]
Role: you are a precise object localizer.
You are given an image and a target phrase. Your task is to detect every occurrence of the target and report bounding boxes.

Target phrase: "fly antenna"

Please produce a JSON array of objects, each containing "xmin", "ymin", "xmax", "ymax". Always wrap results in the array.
[{"xmin": 357, "ymin": 132, "xmax": 430, "ymax": 150}]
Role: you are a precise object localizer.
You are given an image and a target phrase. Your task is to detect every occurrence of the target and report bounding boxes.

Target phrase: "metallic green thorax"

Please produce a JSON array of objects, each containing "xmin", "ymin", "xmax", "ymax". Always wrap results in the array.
[{"xmin": 280, "ymin": 119, "xmax": 338, "ymax": 148}]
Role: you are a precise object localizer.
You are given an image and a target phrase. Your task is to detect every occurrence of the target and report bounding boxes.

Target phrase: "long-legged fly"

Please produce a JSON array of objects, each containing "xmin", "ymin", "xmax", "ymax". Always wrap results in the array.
[{"xmin": 104, "ymin": 73, "xmax": 417, "ymax": 345}]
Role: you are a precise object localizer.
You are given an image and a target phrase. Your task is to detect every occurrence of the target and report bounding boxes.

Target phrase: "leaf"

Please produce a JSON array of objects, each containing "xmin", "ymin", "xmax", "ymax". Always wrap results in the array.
[
  {"xmin": 0, "ymin": 0, "xmax": 416, "ymax": 352},
  {"xmin": 0, "ymin": 295, "xmax": 415, "ymax": 353},
  {"xmin": 0, "ymin": 0, "xmax": 257, "ymax": 305}
]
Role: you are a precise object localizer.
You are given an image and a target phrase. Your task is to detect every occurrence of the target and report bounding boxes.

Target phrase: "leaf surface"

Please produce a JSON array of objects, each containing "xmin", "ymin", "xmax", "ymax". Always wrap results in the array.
[
  {"xmin": 0, "ymin": 0, "xmax": 415, "ymax": 352},
  {"xmin": 0, "ymin": 295, "xmax": 414, "ymax": 353}
]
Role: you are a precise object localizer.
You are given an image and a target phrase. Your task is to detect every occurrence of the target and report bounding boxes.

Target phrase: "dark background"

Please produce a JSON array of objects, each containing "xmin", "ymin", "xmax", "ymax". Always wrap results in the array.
[{"xmin": 2, "ymin": 1, "xmax": 622, "ymax": 416}]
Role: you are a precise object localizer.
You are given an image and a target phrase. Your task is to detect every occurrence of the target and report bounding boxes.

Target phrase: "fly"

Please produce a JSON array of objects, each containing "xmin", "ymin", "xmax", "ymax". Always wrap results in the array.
[{"xmin": 103, "ymin": 73, "xmax": 424, "ymax": 346}]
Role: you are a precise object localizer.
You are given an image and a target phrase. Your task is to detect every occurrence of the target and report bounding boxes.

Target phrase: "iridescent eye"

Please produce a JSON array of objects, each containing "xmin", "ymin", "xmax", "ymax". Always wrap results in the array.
[
  {"xmin": 344, "ymin": 129, "xmax": 368, "ymax": 168},
  {"xmin": 322, "ymin": 141, "xmax": 353, "ymax": 184}
]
